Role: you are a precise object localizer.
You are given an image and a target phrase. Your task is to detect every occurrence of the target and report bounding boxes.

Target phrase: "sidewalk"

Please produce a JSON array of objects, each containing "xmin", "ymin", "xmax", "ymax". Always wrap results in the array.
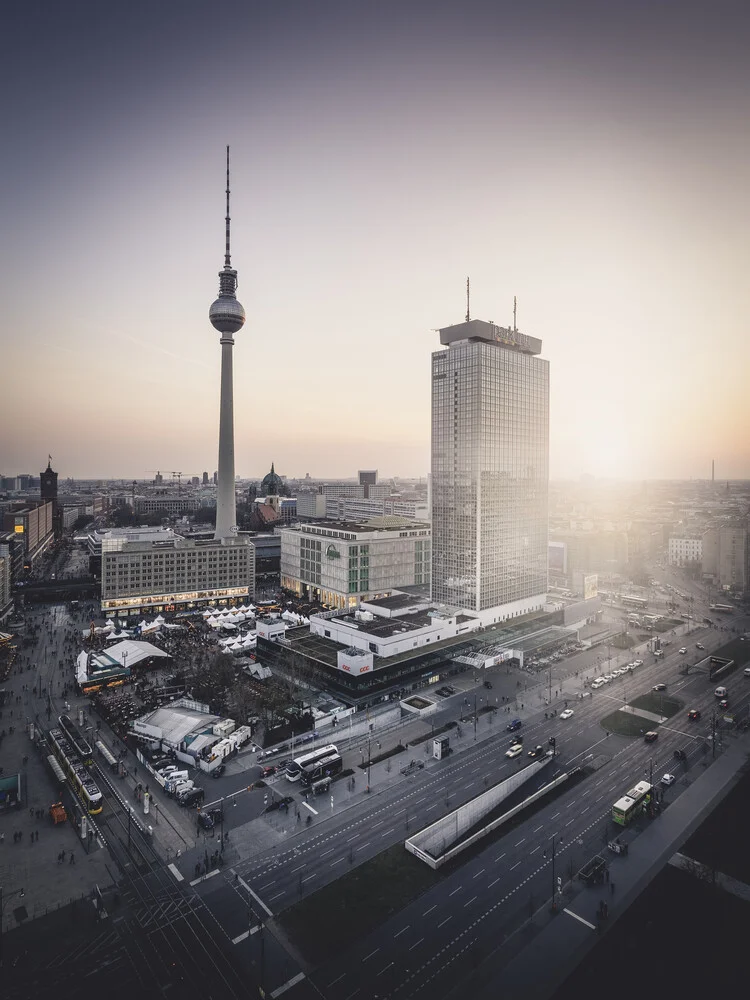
[{"xmin": 465, "ymin": 731, "xmax": 750, "ymax": 1000}]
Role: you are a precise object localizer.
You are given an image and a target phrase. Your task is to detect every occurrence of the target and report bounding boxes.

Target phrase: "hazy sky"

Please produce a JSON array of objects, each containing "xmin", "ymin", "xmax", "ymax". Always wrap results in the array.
[{"xmin": 1, "ymin": 0, "xmax": 749, "ymax": 482}]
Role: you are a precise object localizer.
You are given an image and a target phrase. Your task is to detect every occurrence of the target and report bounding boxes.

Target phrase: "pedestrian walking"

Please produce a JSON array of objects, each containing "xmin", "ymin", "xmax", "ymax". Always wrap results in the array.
[
  {"xmin": 70, "ymin": 852, "xmax": 75, "ymax": 864},
  {"xmin": 61, "ymin": 848, "xmax": 66, "ymax": 861},
  {"xmin": 610, "ymin": 881, "xmax": 615, "ymax": 895}
]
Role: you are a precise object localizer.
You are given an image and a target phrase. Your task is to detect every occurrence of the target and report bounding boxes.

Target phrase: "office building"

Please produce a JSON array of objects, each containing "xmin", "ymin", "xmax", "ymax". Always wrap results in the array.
[
  {"xmin": 2, "ymin": 500, "xmax": 54, "ymax": 571},
  {"xmin": 431, "ymin": 317, "xmax": 549, "ymax": 624},
  {"xmin": 134, "ymin": 495, "xmax": 200, "ymax": 516},
  {"xmin": 0, "ymin": 542, "xmax": 13, "ymax": 622},
  {"xmin": 702, "ymin": 523, "xmax": 749, "ymax": 592},
  {"xmin": 280, "ymin": 518, "xmax": 431, "ymax": 608},
  {"xmin": 100, "ymin": 532, "xmax": 255, "ymax": 615},
  {"xmin": 668, "ymin": 536, "xmax": 703, "ymax": 567}
]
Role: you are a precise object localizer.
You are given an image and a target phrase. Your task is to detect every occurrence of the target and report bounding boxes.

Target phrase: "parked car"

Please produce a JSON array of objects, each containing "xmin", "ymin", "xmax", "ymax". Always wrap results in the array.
[
  {"xmin": 633, "ymin": 659, "xmax": 644, "ymax": 667},
  {"xmin": 197, "ymin": 811, "xmax": 215, "ymax": 830},
  {"xmin": 211, "ymin": 764, "xmax": 226, "ymax": 778},
  {"xmin": 678, "ymin": 647, "xmax": 687, "ymax": 654},
  {"xmin": 560, "ymin": 709, "xmax": 574, "ymax": 720},
  {"xmin": 261, "ymin": 765, "xmax": 277, "ymax": 777},
  {"xmin": 644, "ymin": 731, "xmax": 658, "ymax": 743},
  {"xmin": 661, "ymin": 773, "xmax": 676, "ymax": 787},
  {"xmin": 505, "ymin": 744, "xmax": 524, "ymax": 759}
]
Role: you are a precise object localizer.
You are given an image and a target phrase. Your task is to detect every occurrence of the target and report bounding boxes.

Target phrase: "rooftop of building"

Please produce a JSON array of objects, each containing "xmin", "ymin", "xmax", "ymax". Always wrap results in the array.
[
  {"xmin": 437, "ymin": 318, "xmax": 543, "ymax": 356},
  {"xmin": 281, "ymin": 518, "xmax": 430, "ymax": 537}
]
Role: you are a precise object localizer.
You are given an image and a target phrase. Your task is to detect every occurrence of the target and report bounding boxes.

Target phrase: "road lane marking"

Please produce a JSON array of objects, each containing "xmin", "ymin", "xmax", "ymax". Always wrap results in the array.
[
  {"xmin": 363, "ymin": 949, "xmax": 379, "ymax": 962},
  {"xmin": 356, "ymin": 842, "xmax": 371, "ymax": 852},
  {"xmin": 472, "ymin": 868, "xmax": 485, "ymax": 879},
  {"xmin": 270, "ymin": 972, "xmax": 306, "ymax": 997},
  {"xmin": 327, "ymin": 974, "xmax": 347, "ymax": 988},
  {"xmin": 464, "ymin": 896, "xmax": 477, "ymax": 907},
  {"xmin": 291, "ymin": 864, "xmax": 305, "ymax": 873},
  {"xmin": 330, "ymin": 857, "xmax": 345, "ymax": 866},
  {"xmin": 514, "ymin": 838, "xmax": 525, "ymax": 846},
  {"xmin": 563, "ymin": 908, "xmax": 596, "ymax": 930},
  {"xmin": 380, "ymin": 828, "xmax": 395, "ymax": 837},
  {"xmin": 168, "ymin": 863, "xmax": 184, "ymax": 881},
  {"xmin": 449, "ymin": 886, "xmax": 462, "ymax": 897},
  {"xmin": 510, "ymin": 861, "xmax": 521, "ymax": 870},
  {"xmin": 303, "ymin": 801, "xmax": 318, "ymax": 814},
  {"xmin": 494, "ymin": 853, "xmax": 506, "ymax": 862},
  {"xmin": 302, "ymin": 873, "xmax": 317, "ymax": 883},
  {"xmin": 423, "ymin": 905, "xmax": 437, "ymax": 916},
  {"xmin": 438, "ymin": 916, "xmax": 452, "ymax": 928},
  {"xmin": 409, "ymin": 937, "xmax": 425, "ymax": 951},
  {"xmin": 488, "ymin": 878, "xmax": 500, "ymax": 888},
  {"xmin": 377, "ymin": 963, "xmax": 394, "ymax": 977},
  {"xmin": 530, "ymin": 846, "xmax": 540, "ymax": 854},
  {"xmin": 232, "ymin": 930, "xmax": 250, "ymax": 944},
  {"xmin": 533, "ymin": 825, "xmax": 544, "ymax": 833},
  {"xmin": 394, "ymin": 926, "xmax": 409, "ymax": 938}
]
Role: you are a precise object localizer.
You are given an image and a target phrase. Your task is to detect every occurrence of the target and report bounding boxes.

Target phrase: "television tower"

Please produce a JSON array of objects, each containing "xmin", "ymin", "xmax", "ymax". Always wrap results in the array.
[{"xmin": 209, "ymin": 147, "xmax": 245, "ymax": 539}]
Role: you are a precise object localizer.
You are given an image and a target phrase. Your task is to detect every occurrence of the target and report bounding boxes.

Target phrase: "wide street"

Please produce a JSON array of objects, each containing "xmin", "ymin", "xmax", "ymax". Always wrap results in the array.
[{"xmin": 188, "ymin": 607, "xmax": 750, "ymax": 1000}]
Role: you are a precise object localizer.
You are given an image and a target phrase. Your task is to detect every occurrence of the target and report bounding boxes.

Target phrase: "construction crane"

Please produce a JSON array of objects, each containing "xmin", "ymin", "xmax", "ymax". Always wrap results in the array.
[{"xmin": 144, "ymin": 471, "xmax": 200, "ymax": 494}]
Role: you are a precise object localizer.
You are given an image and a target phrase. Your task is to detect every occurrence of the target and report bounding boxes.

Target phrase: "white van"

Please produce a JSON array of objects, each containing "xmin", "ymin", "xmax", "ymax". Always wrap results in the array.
[{"xmin": 714, "ymin": 686, "xmax": 727, "ymax": 698}]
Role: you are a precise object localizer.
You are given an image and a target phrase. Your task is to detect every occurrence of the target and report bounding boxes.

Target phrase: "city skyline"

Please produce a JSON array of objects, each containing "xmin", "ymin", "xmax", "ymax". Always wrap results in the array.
[{"xmin": 1, "ymin": 1, "xmax": 749, "ymax": 481}]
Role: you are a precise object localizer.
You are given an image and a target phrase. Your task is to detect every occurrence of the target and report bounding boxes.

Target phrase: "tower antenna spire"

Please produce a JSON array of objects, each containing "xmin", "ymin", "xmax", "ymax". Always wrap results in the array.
[
  {"xmin": 466, "ymin": 277, "xmax": 470, "ymax": 323},
  {"xmin": 513, "ymin": 295, "xmax": 517, "ymax": 333},
  {"xmin": 225, "ymin": 145, "xmax": 231, "ymax": 269}
]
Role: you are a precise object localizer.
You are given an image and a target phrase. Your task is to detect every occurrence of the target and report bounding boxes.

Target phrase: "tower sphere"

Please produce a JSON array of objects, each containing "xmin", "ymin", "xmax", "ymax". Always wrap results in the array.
[{"xmin": 209, "ymin": 295, "xmax": 246, "ymax": 335}]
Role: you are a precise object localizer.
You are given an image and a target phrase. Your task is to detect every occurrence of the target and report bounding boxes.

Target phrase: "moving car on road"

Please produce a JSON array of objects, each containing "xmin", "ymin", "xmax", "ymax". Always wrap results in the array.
[
  {"xmin": 679, "ymin": 647, "xmax": 688, "ymax": 654},
  {"xmin": 527, "ymin": 745, "xmax": 545, "ymax": 758},
  {"xmin": 652, "ymin": 683, "xmax": 667, "ymax": 691},
  {"xmin": 506, "ymin": 719, "xmax": 523, "ymax": 732},
  {"xmin": 560, "ymin": 709, "xmax": 574, "ymax": 720},
  {"xmin": 688, "ymin": 709, "xmax": 701, "ymax": 721},
  {"xmin": 644, "ymin": 731, "xmax": 659, "ymax": 743},
  {"xmin": 696, "ymin": 643, "xmax": 705, "ymax": 650},
  {"xmin": 661, "ymin": 773, "xmax": 676, "ymax": 786},
  {"xmin": 505, "ymin": 744, "xmax": 524, "ymax": 759}
]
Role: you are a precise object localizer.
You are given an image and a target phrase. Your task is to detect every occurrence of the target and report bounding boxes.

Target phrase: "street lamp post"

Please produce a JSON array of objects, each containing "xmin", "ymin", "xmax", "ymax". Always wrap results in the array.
[
  {"xmin": 0, "ymin": 886, "xmax": 26, "ymax": 965},
  {"xmin": 545, "ymin": 835, "xmax": 563, "ymax": 913},
  {"xmin": 474, "ymin": 694, "xmax": 477, "ymax": 742}
]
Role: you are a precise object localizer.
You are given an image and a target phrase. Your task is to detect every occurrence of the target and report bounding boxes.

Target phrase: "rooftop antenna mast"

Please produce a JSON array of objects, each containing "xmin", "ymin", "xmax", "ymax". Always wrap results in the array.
[
  {"xmin": 513, "ymin": 295, "xmax": 517, "ymax": 333},
  {"xmin": 466, "ymin": 277, "xmax": 470, "ymax": 323},
  {"xmin": 224, "ymin": 145, "xmax": 232, "ymax": 269}
]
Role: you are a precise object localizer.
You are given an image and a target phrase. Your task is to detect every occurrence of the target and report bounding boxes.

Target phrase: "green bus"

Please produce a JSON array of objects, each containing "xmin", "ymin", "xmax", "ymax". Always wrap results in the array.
[{"xmin": 612, "ymin": 780, "xmax": 652, "ymax": 826}]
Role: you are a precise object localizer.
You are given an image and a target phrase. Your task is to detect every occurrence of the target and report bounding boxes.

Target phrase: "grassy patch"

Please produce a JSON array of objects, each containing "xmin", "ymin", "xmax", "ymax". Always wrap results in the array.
[
  {"xmin": 601, "ymin": 692, "xmax": 682, "ymax": 737},
  {"xmin": 277, "ymin": 843, "xmax": 441, "ymax": 964},
  {"xmin": 631, "ymin": 692, "xmax": 682, "ymax": 717},
  {"xmin": 600, "ymin": 710, "xmax": 655, "ymax": 737}
]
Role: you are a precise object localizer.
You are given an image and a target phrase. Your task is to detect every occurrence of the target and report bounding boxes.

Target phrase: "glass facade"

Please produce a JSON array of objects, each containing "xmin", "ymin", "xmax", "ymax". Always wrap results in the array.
[{"xmin": 431, "ymin": 334, "xmax": 549, "ymax": 612}]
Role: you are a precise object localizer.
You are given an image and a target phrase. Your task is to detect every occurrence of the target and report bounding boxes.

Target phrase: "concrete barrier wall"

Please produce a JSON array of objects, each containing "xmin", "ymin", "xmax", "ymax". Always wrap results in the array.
[
  {"xmin": 405, "ymin": 755, "xmax": 553, "ymax": 865},
  {"xmin": 406, "ymin": 766, "xmax": 569, "ymax": 869}
]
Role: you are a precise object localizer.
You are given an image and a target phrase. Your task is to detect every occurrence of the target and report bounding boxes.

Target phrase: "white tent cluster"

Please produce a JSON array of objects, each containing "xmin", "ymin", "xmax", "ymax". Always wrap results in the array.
[
  {"xmin": 281, "ymin": 610, "xmax": 310, "ymax": 625},
  {"xmin": 218, "ymin": 631, "xmax": 258, "ymax": 655},
  {"xmin": 202, "ymin": 606, "xmax": 256, "ymax": 630},
  {"xmin": 81, "ymin": 613, "xmax": 188, "ymax": 640}
]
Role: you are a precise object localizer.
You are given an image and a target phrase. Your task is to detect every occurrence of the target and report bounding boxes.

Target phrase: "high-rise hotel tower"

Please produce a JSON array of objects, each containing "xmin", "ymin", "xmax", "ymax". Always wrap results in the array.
[{"xmin": 431, "ymin": 317, "xmax": 549, "ymax": 623}]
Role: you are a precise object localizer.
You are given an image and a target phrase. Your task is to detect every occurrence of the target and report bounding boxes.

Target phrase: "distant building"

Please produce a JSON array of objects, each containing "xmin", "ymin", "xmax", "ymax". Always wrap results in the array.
[
  {"xmin": 668, "ymin": 536, "xmax": 703, "ymax": 567},
  {"xmin": 431, "ymin": 318, "xmax": 549, "ymax": 624},
  {"xmin": 296, "ymin": 491, "xmax": 327, "ymax": 520},
  {"xmin": 2, "ymin": 501, "xmax": 54, "ymax": 571},
  {"xmin": 280, "ymin": 518, "xmax": 430, "ymax": 609},
  {"xmin": 0, "ymin": 542, "xmax": 13, "ymax": 622},
  {"xmin": 202, "ymin": 471, "xmax": 209, "ymax": 485},
  {"xmin": 134, "ymin": 495, "xmax": 200, "ymax": 515},
  {"xmin": 100, "ymin": 533, "xmax": 255, "ymax": 615},
  {"xmin": 702, "ymin": 523, "xmax": 748, "ymax": 592}
]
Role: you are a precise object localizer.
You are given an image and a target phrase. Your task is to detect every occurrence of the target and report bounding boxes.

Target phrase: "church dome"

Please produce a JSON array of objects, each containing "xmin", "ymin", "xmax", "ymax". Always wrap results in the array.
[{"xmin": 261, "ymin": 463, "xmax": 283, "ymax": 495}]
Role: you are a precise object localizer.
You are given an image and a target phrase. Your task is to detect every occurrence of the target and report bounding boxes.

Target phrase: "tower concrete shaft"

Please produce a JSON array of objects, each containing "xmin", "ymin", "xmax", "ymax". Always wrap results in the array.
[
  {"xmin": 209, "ymin": 146, "xmax": 245, "ymax": 540},
  {"xmin": 215, "ymin": 334, "xmax": 237, "ymax": 539}
]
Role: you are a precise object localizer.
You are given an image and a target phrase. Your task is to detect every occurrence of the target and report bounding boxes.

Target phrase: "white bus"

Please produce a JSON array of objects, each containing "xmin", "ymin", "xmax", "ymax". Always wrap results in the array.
[{"xmin": 285, "ymin": 744, "xmax": 339, "ymax": 782}]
